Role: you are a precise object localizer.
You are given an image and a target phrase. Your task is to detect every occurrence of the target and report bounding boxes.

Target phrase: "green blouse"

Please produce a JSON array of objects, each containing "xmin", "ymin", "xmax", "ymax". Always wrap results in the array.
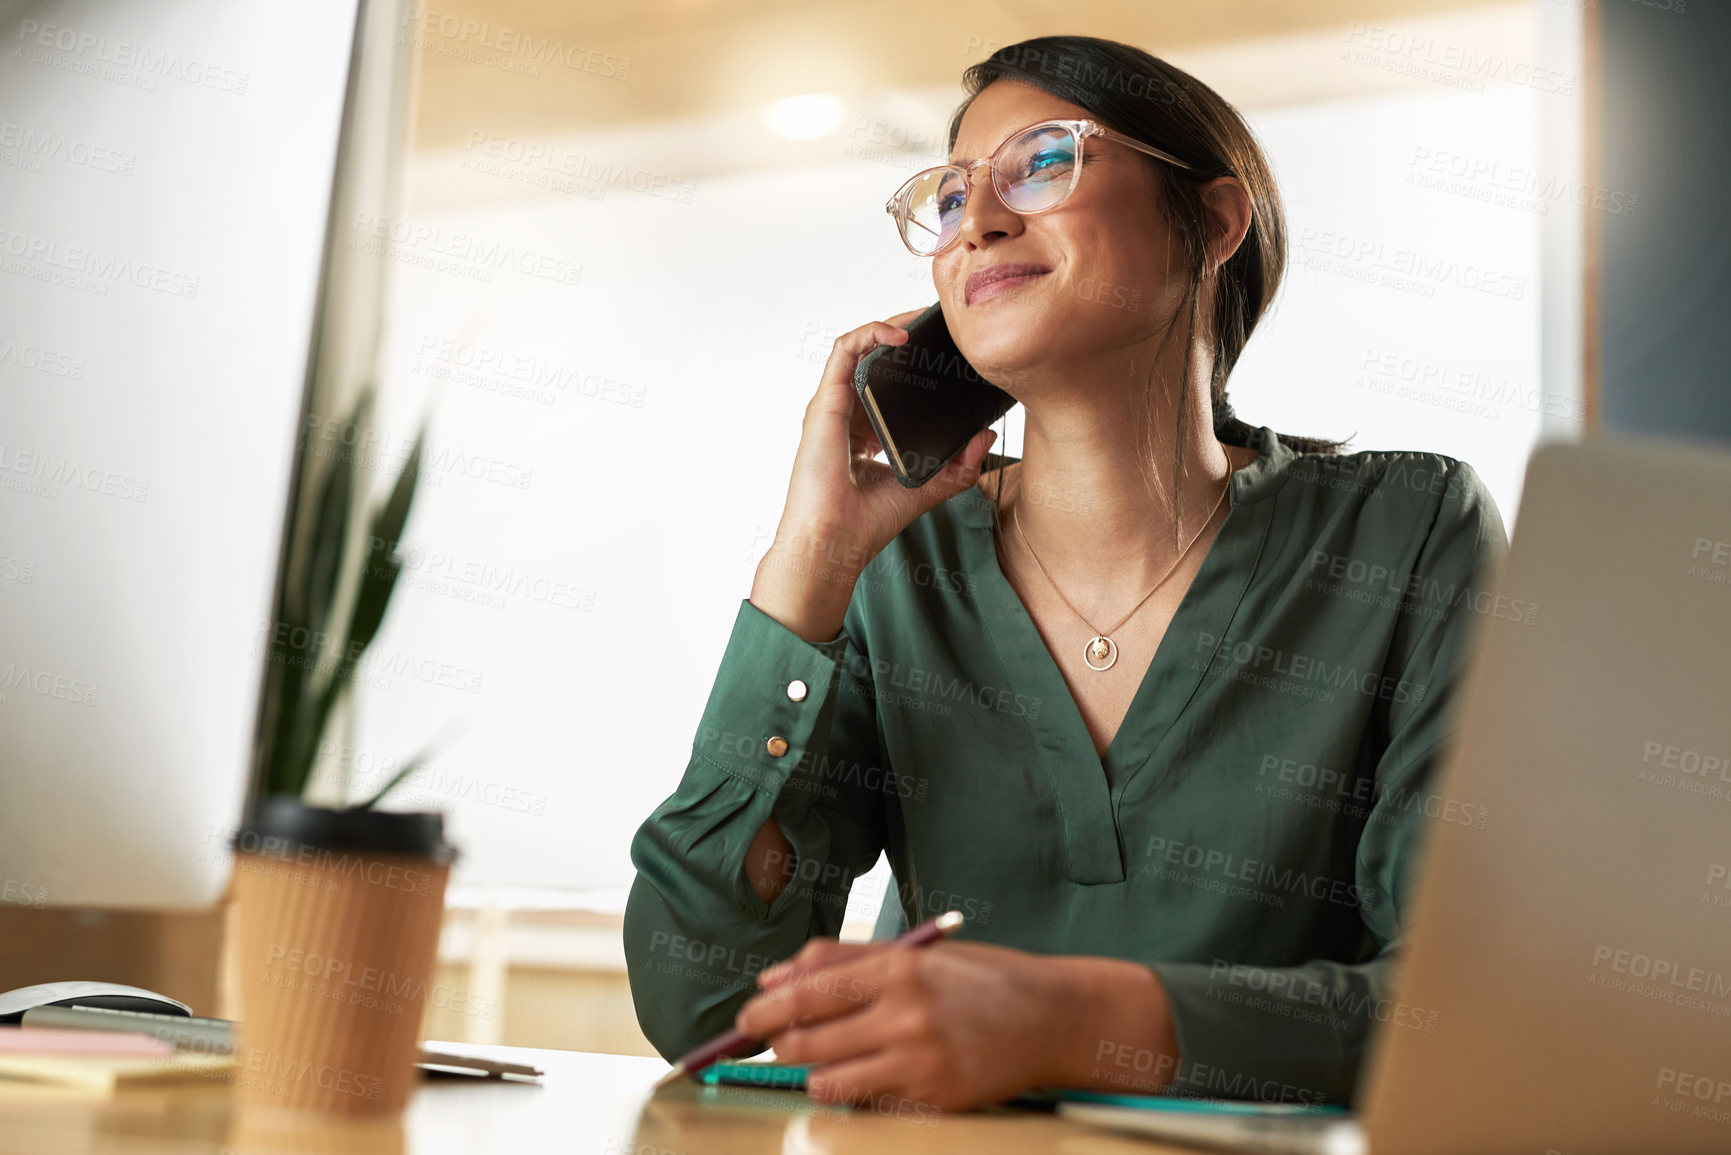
[{"xmin": 624, "ymin": 427, "xmax": 1508, "ymax": 1104}]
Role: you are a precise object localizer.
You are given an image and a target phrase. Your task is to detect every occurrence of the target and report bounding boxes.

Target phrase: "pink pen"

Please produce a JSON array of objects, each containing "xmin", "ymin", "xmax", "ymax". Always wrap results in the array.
[{"xmin": 651, "ymin": 910, "xmax": 966, "ymax": 1090}]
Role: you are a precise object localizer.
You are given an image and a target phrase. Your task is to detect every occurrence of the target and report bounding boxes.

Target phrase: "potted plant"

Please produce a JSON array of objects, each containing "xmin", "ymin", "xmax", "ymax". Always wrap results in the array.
[
  {"xmin": 230, "ymin": 394, "xmax": 458, "ymax": 1115},
  {"xmin": 254, "ymin": 391, "xmax": 436, "ymax": 810}
]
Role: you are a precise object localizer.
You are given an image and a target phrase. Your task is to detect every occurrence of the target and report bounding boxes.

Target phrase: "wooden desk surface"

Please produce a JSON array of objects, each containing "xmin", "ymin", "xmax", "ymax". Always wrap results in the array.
[{"xmin": 0, "ymin": 1043, "xmax": 1191, "ymax": 1155}]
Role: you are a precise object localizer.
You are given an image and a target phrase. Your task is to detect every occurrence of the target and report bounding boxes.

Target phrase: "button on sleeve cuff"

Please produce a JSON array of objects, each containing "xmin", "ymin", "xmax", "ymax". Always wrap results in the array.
[{"xmin": 688, "ymin": 598, "xmax": 852, "ymax": 796}]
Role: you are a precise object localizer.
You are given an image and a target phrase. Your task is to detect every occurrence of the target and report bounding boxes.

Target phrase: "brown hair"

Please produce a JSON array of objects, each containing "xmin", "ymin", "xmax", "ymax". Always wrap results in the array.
[{"xmin": 949, "ymin": 37, "xmax": 1345, "ymax": 534}]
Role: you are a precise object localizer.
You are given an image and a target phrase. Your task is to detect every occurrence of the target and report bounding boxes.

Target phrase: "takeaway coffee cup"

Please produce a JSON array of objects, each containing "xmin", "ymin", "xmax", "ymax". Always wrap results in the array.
[{"xmin": 230, "ymin": 796, "xmax": 456, "ymax": 1114}]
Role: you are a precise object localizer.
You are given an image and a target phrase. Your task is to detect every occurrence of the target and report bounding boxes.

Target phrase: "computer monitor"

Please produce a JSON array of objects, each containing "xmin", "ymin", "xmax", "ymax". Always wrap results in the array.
[{"xmin": 0, "ymin": 0, "xmax": 409, "ymax": 909}]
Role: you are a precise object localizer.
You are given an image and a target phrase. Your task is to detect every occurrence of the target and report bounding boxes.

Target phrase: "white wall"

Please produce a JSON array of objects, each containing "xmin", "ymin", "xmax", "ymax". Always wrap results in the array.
[{"xmin": 1235, "ymin": 83, "xmax": 1545, "ymax": 517}]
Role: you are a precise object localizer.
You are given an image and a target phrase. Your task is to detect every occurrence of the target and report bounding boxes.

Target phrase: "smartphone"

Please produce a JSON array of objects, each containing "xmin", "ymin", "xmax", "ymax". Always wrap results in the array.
[{"xmin": 852, "ymin": 302, "xmax": 1016, "ymax": 489}]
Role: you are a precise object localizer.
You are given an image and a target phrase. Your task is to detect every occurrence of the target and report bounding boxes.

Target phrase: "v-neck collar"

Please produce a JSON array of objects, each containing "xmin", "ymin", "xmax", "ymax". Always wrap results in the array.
[{"xmin": 951, "ymin": 427, "xmax": 1295, "ymax": 884}]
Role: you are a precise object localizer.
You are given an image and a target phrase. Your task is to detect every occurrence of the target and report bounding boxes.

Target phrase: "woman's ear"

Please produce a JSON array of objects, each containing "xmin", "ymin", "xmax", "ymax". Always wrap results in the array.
[{"xmin": 1198, "ymin": 176, "xmax": 1252, "ymax": 275}]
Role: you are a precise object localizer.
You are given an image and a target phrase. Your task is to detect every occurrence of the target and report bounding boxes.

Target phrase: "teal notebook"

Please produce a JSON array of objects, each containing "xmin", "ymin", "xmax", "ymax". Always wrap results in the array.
[
  {"xmin": 699, "ymin": 1061, "xmax": 813, "ymax": 1090},
  {"xmin": 697, "ymin": 1062, "xmax": 1347, "ymax": 1115}
]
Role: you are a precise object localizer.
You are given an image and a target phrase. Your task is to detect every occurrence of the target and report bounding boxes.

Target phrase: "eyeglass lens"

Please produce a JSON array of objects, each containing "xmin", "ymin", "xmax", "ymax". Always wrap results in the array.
[{"xmin": 898, "ymin": 123, "xmax": 1080, "ymax": 256}]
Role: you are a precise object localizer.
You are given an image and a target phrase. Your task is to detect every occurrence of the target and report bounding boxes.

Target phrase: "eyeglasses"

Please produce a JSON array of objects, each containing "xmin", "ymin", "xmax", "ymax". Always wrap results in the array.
[{"xmin": 884, "ymin": 118, "xmax": 1193, "ymax": 257}]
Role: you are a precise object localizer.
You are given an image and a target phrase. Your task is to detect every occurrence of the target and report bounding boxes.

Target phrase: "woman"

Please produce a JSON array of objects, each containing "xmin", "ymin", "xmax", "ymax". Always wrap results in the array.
[{"xmin": 623, "ymin": 35, "xmax": 1505, "ymax": 1113}]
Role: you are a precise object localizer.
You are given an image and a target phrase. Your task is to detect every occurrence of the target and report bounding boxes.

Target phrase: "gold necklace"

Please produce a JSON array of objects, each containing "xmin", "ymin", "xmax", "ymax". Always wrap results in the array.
[{"xmin": 1001, "ymin": 477, "xmax": 1231, "ymax": 672}]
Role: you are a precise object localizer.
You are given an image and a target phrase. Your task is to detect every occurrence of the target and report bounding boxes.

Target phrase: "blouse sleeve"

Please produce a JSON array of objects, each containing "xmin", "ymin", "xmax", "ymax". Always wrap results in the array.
[
  {"xmin": 623, "ymin": 592, "xmax": 889, "ymax": 1059},
  {"xmin": 1147, "ymin": 459, "xmax": 1509, "ymax": 1104}
]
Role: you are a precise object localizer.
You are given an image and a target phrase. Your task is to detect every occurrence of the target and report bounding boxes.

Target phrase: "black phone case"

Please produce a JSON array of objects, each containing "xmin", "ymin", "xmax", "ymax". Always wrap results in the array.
[{"xmin": 852, "ymin": 303, "xmax": 1016, "ymax": 489}]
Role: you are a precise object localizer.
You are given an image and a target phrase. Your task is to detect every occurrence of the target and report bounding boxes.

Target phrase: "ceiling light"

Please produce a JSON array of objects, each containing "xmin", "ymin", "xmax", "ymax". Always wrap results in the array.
[{"xmin": 762, "ymin": 94, "xmax": 845, "ymax": 140}]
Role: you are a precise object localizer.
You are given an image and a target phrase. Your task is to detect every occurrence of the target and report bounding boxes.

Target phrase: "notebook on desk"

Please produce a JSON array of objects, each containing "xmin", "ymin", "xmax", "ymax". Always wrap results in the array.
[
  {"xmin": 0, "ymin": 1010, "xmax": 545, "ymax": 1096},
  {"xmin": 0, "ymin": 1029, "xmax": 232, "ymax": 1095},
  {"xmin": 701, "ymin": 1061, "xmax": 1347, "ymax": 1116}
]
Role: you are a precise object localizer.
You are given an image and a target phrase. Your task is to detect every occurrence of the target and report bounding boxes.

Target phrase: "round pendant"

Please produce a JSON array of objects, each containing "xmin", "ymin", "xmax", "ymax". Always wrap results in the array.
[{"xmin": 1083, "ymin": 635, "xmax": 1117, "ymax": 671}]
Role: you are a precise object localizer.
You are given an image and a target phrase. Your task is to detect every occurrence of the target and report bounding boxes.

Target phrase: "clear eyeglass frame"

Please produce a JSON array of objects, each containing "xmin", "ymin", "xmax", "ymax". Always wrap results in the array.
[{"xmin": 883, "ymin": 117, "xmax": 1195, "ymax": 257}]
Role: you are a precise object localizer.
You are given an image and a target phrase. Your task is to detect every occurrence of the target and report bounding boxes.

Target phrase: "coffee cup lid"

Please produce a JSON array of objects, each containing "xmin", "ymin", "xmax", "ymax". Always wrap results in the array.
[{"xmin": 233, "ymin": 795, "xmax": 458, "ymax": 864}]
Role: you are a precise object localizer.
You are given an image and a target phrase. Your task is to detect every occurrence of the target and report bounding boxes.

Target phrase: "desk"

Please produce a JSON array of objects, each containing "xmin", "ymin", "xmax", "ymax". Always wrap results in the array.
[{"xmin": 0, "ymin": 1043, "xmax": 1187, "ymax": 1155}]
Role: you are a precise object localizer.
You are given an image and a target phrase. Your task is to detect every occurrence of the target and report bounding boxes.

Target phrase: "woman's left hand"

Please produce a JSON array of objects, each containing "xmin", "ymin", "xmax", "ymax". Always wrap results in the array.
[{"xmin": 733, "ymin": 937, "xmax": 1178, "ymax": 1113}]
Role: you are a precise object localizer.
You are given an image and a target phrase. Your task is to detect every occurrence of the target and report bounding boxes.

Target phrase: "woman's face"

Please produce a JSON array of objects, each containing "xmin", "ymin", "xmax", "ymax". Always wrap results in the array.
[{"xmin": 933, "ymin": 80, "xmax": 1187, "ymax": 392}]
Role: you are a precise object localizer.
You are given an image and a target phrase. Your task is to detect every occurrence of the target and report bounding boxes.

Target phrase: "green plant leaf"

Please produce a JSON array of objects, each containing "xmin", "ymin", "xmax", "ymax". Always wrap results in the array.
[
  {"xmin": 347, "ymin": 552, "xmax": 402, "ymax": 663},
  {"xmin": 262, "ymin": 395, "xmax": 369, "ymax": 798},
  {"xmin": 302, "ymin": 400, "xmax": 361, "ymax": 655},
  {"xmin": 255, "ymin": 398, "xmax": 432, "ymax": 805},
  {"xmin": 351, "ymin": 719, "xmax": 464, "ymax": 810},
  {"xmin": 299, "ymin": 654, "xmax": 354, "ymax": 794},
  {"xmin": 352, "ymin": 747, "xmax": 429, "ymax": 812},
  {"xmin": 350, "ymin": 423, "xmax": 424, "ymax": 653},
  {"xmin": 375, "ymin": 422, "xmax": 424, "ymax": 559}
]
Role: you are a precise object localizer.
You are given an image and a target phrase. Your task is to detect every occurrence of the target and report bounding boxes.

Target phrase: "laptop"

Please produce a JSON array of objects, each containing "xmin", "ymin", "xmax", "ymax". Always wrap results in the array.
[{"xmin": 1062, "ymin": 438, "xmax": 1731, "ymax": 1155}]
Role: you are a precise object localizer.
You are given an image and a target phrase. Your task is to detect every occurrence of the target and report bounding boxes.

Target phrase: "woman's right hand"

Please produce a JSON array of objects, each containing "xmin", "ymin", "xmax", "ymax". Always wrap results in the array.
[{"xmin": 751, "ymin": 310, "xmax": 999, "ymax": 643}]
